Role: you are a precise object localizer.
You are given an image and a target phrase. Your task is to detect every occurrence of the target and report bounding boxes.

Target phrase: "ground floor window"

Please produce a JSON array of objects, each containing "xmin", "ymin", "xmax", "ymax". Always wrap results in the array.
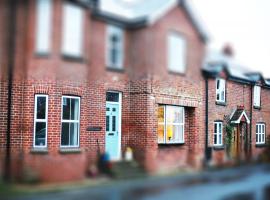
[
  {"xmin": 256, "ymin": 123, "xmax": 265, "ymax": 144},
  {"xmin": 214, "ymin": 121, "xmax": 223, "ymax": 146},
  {"xmin": 33, "ymin": 94, "xmax": 48, "ymax": 147},
  {"xmin": 61, "ymin": 96, "xmax": 80, "ymax": 147},
  {"xmin": 158, "ymin": 105, "xmax": 185, "ymax": 144}
]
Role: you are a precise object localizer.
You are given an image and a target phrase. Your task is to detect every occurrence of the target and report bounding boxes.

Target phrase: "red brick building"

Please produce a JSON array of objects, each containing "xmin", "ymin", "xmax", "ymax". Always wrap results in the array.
[
  {"xmin": 0, "ymin": 0, "xmax": 269, "ymax": 183},
  {"xmin": 203, "ymin": 47, "xmax": 270, "ymax": 165}
]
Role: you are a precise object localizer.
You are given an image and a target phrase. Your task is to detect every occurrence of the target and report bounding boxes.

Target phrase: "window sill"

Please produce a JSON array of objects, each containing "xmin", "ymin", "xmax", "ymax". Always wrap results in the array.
[
  {"xmin": 62, "ymin": 54, "xmax": 84, "ymax": 63},
  {"xmin": 59, "ymin": 148, "xmax": 82, "ymax": 154},
  {"xmin": 30, "ymin": 148, "xmax": 48, "ymax": 154},
  {"xmin": 35, "ymin": 52, "xmax": 50, "ymax": 58},
  {"xmin": 253, "ymin": 106, "xmax": 261, "ymax": 110},
  {"xmin": 106, "ymin": 66, "xmax": 125, "ymax": 73},
  {"xmin": 168, "ymin": 70, "xmax": 186, "ymax": 76},
  {"xmin": 255, "ymin": 144, "xmax": 267, "ymax": 148},
  {"xmin": 216, "ymin": 101, "xmax": 227, "ymax": 106},
  {"xmin": 158, "ymin": 143, "xmax": 185, "ymax": 147},
  {"xmin": 213, "ymin": 145, "xmax": 225, "ymax": 151}
]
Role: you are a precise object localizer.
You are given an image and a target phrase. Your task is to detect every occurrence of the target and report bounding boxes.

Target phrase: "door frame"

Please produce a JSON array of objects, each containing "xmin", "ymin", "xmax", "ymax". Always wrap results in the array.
[{"xmin": 105, "ymin": 91, "xmax": 122, "ymax": 161}]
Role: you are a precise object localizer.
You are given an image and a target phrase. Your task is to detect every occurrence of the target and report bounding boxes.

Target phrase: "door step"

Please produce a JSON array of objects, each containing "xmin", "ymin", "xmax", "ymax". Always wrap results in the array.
[{"xmin": 111, "ymin": 161, "xmax": 146, "ymax": 179}]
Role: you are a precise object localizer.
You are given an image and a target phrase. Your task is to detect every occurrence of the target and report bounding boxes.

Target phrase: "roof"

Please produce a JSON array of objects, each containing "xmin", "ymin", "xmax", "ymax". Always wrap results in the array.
[
  {"xmin": 91, "ymin": 0, "xmax": 208, "ymax": 42},
  {"xmin": 203, "ymin": 51, "xmax": 270, "ymax": 87},
  {"xmin": 230, "ymin": 108, "xmax": 250, "ymax": 124}
]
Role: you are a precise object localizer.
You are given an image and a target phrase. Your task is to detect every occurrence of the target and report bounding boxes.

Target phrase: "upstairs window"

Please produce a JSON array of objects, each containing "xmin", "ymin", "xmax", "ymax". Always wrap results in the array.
[
  {"xmin": 253, "ymin": 85, "xmax": 261, "ymax": 107},
  {"xmin": 106, "ymin": 25, "xmax": 124, "ymax": 69},
  {"xmin": 62, "ymin": 2, "xmax": 84, "ymax": 57},
  {"xmin": 214, "ymin": 122, "xmax": 223, "ymax": 146},
  {"xmin": 256, "ymin": 123, "xmax": 265, "ymax": 144},
  {"xmin": 158, "ymin": 105, "xmax": 185, "ymax": 144},
  {"xmin": 167, "ymin": 32, "xmax": 186, "ymax": 73},
  {"xmin": 33, "ymin": 95, "xmax": 48, "ymax": 148},
  {"xmin": 216, "ymin": 78, "xmax": 226, "ymax": 103},
  {"xmin": 61, "ymin": 96, "xmax": 80, "ymax": 147},
  {"xmin": 35, "ymin": 0, "xmax": 52, "ymax": 54}
]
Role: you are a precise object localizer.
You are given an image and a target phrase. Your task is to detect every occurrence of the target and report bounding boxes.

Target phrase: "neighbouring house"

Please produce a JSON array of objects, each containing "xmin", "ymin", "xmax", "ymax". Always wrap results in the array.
[
  {"xmin": 0, "ymin": 0, "xmax": 269, "ymax": 183},
  {"xmin": 203, "ymin": 45, "xmax": 270, "ymax": 165}
]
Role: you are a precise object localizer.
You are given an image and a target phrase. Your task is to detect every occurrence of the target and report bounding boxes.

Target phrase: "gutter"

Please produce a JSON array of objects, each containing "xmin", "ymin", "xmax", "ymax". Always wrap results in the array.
[
  {"xmin": 249, "ymin": 84, "xmax": 253, "ymax": 159},
  {"xmin": 204, "ymin": 77, "xmax": 210, "ymax": 164},
  {"xmin": 4, "ymin": 0, "xmax": 17, "ymax": 182}
]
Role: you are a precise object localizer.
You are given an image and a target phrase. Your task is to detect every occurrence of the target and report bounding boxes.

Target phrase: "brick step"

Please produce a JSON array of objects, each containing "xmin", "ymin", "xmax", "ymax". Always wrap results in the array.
[{"xmin": 111, "ymin": 161, "xmax": 146, "ymax": 179}]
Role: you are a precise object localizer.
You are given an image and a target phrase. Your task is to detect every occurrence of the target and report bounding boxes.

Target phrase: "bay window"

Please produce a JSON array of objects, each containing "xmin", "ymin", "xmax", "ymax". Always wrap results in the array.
[
  {"xmin": 158, "ymin": 105, "xmax": 185, "ymax": 144},
  {"xmin": 61, "ymin": 96, "xmax": 80, "ymax": 147}
]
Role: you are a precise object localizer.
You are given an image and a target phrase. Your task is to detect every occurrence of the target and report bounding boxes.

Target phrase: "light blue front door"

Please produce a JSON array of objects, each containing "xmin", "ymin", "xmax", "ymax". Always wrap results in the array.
[{"xmin": 105, "ymin": 103, "xmax": 120, "ymax": 160}]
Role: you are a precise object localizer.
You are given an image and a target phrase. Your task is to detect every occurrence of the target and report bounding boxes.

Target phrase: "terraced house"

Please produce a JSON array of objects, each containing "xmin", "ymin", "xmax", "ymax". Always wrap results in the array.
[{"xmin": 0, "ymin": 0, "xmax": 269, "ymax": 182}]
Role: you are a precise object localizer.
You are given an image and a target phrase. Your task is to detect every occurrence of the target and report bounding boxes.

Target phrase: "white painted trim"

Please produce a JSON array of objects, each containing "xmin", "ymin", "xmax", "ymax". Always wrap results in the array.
[
  {"xmin": 33, "ymin": 94, "xmax": 48, "ymax": 148},
  {"xmin": 60, "ymin": 96, "xmax": 81, "ymax": 148},
  {"xmin": 231, "ymin": 110, "xmax": 250, "ymax": 124},
  {"xmin": 213, "ymin": 121, "xmax": 223, "ymax": 146},
  {"xmin": 106, "ymin": 91, "xmax": 122, "ymax": 161}
]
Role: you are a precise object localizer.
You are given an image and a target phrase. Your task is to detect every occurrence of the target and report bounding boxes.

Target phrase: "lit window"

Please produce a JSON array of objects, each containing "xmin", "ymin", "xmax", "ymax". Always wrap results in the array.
[
  {"xmin": 106, "ymin": 25, "xmax": 124, "ymax": 69},
  {"xmin": 216, "ymin": 78, "xmax": 226, "ymax": 103},
  {"xmin": 33, "ymin": 95, "xmax": 48, "ymax": 147},
  {"xmin": 62, "ymin": 2, "xmax": 84, "ymax": 57},
  {"xmin": 167, "ymin": 32, "xmax": 186, "ymax": 73},
  {"xmin": 35, "ymin": 0, "xmax": 52, "ymax": 54},
  {"xmin": 61, "ymin": 96, "xmax": 80, "ymax": 147},
  {"xmin": 158, "ymin": 105, "xmax": 185, "ymax": 144},
  {"xmin": 214, "ymin": 122, "xmax": 223, "ymax": 146},
  {"xmin": 256, "ymin": 123, "xmax": 265, "ymax": 144},
  {"xmin": 253, "ymin": 86, "xmax": 261, "ymax": 107}
]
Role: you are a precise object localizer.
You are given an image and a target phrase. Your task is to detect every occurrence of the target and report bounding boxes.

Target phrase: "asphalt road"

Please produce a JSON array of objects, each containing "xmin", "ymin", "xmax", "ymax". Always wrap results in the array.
[{"xmin": 7, "ymin": 164, "xmax": 270, "ymax": 200}]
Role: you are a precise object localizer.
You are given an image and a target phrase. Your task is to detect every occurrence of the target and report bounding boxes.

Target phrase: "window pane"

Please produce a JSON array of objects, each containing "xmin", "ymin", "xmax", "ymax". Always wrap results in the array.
[
  {"xmin": 168, "ymin": 33, "xmax": 186, "ymax": 73},
  {"xmin": 36, "ymin": 0, "xmax": 52, "ymax": 53},
  {"xmin": 256, "ymin": 125, "xmax": 258, "ymax": 133},
  {"xmin": 70, "ymin": 122, "xmax": 79, "ymax": 146},
  {"xmin": 259, "ymin": 125, "xmax": 261, "ymax": 133},
  {"xmin": 36, "ymin": 96, "xmax": 46, "ymax": 119},
  {"xmin": 106, "ymin": 116, "xmax": 110, "ymax": 131},
  {"xmin": 158, "ymin": 106, "xmax": 164, "ymax": 123},
  {"xmin": 61, "ymin": 122, "xmax": 70, "ymax": 146},
  {"xmin": 62, "ymin": 97, "xmax": 70, "ymax": 120},
  {"xmin": 62, "ymin": 3, "xmax": 83, "ymax": 57},
  {"xmin": 216, "ymin": 79, "xmax": 220, "ymax": 90},
  {"xmin": 35, "ymin": 122, "xmax": 46, "ymax": 146},
  {"xmin": 219, "ymin": 134, "xmax": 222, "ymax": 145},
  {"xmin": 256, "ymin": 134, "xmax": 258, "ymax": 142},
  {"xmin": 214, "ymin": 134, "xmax": 217, "ymax": 145},
  {"xmin": 158, "ymin": 124, "xmax": 165, "ymax": 143},
  {"xmin": 112, "ymin": 116, "xmax": 116, "ymax": 132},
  {"xmin": 219, "ymin": 123, "xmax": 222, "ymax": 133},
  {"xmin": 214, "ymin": 123, "xmax": 217, "ymax": 133},
  {"xmin": 106, "ymin": 92, "xmax": 119, "ymax": 102},
  {"xmin": 70, "ymin": 98, "xmax": 79, "ymax": 120},
  {"xmin": 166, "ymin": 124, "xmax": 173, "ymax": 142}
]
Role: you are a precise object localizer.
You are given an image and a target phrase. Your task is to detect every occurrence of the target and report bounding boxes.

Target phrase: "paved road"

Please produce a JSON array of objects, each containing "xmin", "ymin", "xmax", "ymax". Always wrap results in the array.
[{"xmin": 7, "ymin": 164, "xmax": 270, "ymax": 200}]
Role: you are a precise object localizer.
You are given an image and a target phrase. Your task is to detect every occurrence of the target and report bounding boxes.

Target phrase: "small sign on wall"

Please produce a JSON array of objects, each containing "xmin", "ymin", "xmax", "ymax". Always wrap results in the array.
[{"xmin": 87, "ymin": 126, "xmax": 102, "ymax": 132}]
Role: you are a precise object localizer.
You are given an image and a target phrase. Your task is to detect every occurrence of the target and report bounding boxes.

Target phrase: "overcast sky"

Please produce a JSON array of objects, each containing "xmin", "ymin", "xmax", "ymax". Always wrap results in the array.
[{"xmin": 191, "ymin": 0, "xmax": 270, "ymax": 78}]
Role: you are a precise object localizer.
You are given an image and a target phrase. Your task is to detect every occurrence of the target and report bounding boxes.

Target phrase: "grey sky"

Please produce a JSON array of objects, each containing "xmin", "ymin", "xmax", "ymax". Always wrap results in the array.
[{"xmin": 191, "ymin": 0, "xmax": 270, "ymax": 78}]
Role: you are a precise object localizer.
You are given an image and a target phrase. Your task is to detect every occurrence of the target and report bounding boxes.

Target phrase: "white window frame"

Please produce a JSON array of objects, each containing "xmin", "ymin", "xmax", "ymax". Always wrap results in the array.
[
  {"xmin": 216, "ymin": 78, "xmax": 226, "ymax": 103},
  {"xmin": 256, "ymin": 123, "xmax": 265, "ymax": 144},
  {"xmin": 214, "ymin": 122, "xmax": 223, "ymax": 146},
  {"xmin": 35, "ymin": 0, "xmax": 52, "ymax": 54},
  {"xmin": 158, "ymin": 105, "xmax": 185, "ymax": 144},
  {"xmin": 60, "ymin": 96, "xmax": 81, "ymax": 148},
  {"xmin": 33, "ymin": 94, "xmax": 48, "ymax": 148},
  {"xmin": 61, "ymin": 2, "xmax": 84, "ymax": 57},
  {"xmin": 167, "ymin": 32, "xmax": 186, "ymax": 73},
  {"xmin": 253, "ymin": 85, "xmax": 261, "ymax": 107},
  {"xmin": 106, "ymin": 25, "xmax": 124, "ymax": 69}
]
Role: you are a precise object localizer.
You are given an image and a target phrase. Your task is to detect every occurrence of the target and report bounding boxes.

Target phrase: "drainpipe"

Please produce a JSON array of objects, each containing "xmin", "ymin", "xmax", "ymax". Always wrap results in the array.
[
  {"xmin": 249, "ymin": 84, "xmax": 253, "ymax": 159},
  {"xmin": 4, "ymin": 0, "xmax": 17, "ymax": 182},
  {"xmin": 204, "ymin": 77, "xmax": 210, "ymax": 165}
]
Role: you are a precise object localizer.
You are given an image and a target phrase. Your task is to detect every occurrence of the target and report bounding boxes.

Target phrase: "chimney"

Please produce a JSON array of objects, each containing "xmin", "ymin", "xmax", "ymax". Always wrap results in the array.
[{"xmin": 222, "ymin": 43, "xmax": 234, "ymax": 57}]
